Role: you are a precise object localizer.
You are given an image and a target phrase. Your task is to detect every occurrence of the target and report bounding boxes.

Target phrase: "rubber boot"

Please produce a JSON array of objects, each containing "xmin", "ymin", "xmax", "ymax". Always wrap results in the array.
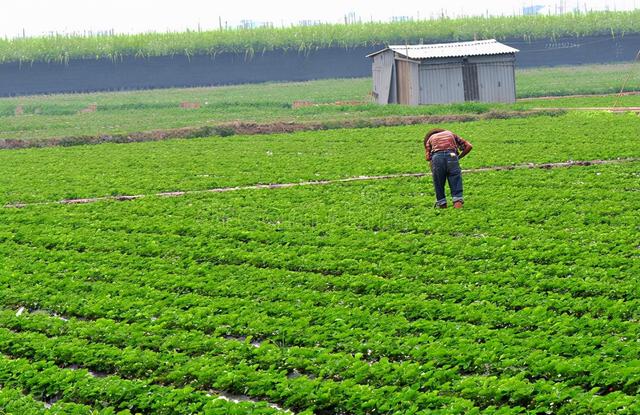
[{"xmin": 453, "ymin": 201, "xmax": 463, "ymax": 209}]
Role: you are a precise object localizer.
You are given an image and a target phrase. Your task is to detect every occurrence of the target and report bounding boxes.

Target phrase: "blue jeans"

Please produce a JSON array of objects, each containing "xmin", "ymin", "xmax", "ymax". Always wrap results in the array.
[{"xmin": 431, "ymin": 151, "xmax": 463, "ymax": 206}]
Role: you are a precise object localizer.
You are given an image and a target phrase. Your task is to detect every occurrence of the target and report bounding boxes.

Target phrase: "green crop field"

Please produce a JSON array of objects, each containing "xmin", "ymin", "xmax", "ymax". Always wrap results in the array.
[
  {"xmin": 1, "ymin": 111, "xmax": 638, "ymax": 204},
  {"xmin": 1, "ymin": 62, "xmax": 639, "ymax": 143},
  {"xmin": 516, "ymin": 63, "xmax": 640, "ymax": 97},
  {"xmin": 0, "ymin": 110, "xmax": 638, "ymax": 414},
  {"xmin": 1, "ymin": 10, "xmax": 638, "ymax": 64}
]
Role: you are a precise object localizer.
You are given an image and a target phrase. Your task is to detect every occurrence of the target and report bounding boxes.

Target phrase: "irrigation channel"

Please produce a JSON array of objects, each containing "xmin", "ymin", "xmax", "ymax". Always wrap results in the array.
[{"xmin": 4, "ymin": 158, "xmax": 637, "ymax": 209}]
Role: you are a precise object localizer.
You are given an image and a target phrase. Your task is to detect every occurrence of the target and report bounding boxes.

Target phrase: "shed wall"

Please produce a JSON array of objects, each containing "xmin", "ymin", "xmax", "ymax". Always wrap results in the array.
[
  {"xmin": 470, "ymin": 55, "xmax": 516, "ymax": 103},
  {"xmin": 372, "ymin": 52, "xmax": 517, "ymax": 105},
  {"xmin": 419, "ymin": 63, "xmax": 464, "ymax": 104},
  {"xmin": 476, "ymin": 62, "xmax": 516, "ymax": 103},
  {"xmin": 408, "ymin": 61, "xmax": 420, "ymax": 106},
  {"xmin": 417, "ymin": 54, "xmax": 515, "ymax": 104}
]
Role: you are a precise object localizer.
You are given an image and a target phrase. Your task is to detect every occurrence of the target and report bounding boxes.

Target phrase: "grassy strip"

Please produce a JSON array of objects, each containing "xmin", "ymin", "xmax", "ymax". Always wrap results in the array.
[
  {"xmin": 0, "ymin": 63, "xmax": 639, "ymax": 142},
  {"xmin": 0, "ymin": 109, "xmax": 563, "ymax": 150},
  {"xmin": 517, "ymin": 63, "xmax": 640, "ymax": 97},
  {"xmin": 0, "ymin": 111, "xmax": 638, "ymax": 205},
  {"xmin": 1, "ymin": 10, "xmax": 639, "ymax": 64}
]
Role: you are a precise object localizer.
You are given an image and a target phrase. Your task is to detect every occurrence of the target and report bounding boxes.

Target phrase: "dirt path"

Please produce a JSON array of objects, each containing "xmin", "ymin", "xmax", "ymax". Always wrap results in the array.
[
  {"xmin": 5, "ymin": 158, "xmax": 637, "ymax": 209},
  {"xmin": 517, "ymin": 91, "xmax": 640, "ymax": 101},
  {"xmin": 530, "ymin": 107, "xmax": 640, "ymax": 113}
]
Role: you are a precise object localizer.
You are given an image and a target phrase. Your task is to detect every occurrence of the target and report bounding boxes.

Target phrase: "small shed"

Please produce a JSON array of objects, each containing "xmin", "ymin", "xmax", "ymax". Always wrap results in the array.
[{"xmin": 367, "ymin": 39, "xmax": 519, "ymax": 105}]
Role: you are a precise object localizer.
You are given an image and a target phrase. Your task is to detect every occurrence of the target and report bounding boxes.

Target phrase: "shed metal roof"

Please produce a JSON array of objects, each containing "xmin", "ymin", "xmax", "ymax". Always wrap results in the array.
[{"xmin": 367, "ymin": 39, "xmax": 519, "ymax": 59}]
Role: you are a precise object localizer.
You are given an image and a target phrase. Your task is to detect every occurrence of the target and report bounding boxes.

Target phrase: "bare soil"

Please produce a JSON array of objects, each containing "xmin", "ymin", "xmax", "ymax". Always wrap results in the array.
[
  {"xmin": 77, "ymin": 103, "xmax": 98, "ymax": 114},
  {"xmin": 180, "ymin": 101, "xmax": 201, "ymax": 109}
]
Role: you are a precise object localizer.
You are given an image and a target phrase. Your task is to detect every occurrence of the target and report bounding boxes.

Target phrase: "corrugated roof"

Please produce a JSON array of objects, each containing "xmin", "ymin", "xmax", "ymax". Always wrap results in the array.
[{"xmin": 367, "ymin": 39, "xmax": 519, "ymax": 59}]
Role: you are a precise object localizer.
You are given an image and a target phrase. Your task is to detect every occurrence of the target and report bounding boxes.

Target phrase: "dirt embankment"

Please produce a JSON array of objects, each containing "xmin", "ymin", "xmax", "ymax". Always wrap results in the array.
[{"xmin": 0, "ymin": 109, "xmax": 564, "ymax": 150}]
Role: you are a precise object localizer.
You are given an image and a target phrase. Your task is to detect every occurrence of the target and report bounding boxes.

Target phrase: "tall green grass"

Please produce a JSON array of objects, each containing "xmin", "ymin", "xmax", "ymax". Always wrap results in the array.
[{"xmin": 1, "ymin": 10, "xmax": 639, "ymax": 64}]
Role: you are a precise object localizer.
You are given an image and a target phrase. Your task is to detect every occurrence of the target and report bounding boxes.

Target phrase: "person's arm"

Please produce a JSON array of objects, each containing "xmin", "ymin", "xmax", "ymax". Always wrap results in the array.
[
  {"xmin": 425, "ymin": 139, "xmax": 434, "ymax": 170},
  {"xmin": 454, "ymin": 135, "xmax": 473, "ymax": 159},
  {"xmin": 424, "ymin": 137, "xmax": 433, "ymax": 163}
]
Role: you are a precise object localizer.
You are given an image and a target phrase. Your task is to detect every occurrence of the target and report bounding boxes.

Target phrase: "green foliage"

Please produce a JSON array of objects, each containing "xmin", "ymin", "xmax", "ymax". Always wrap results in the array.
[
  {"xmin": 0, "ymin": 110, "xmax": 638, "ymax": 413},
  {"xmin": 0, "ymin": 111, "xmax": 638, "ymax": 204},
  {"xmin": 1, "ymin": 62, "xmax": 640, "ymax": 142},
  {"xmin": 0, "ymin": 161, "xmax": 638, "ymax": 413},
  {"xmin": 0, "ymin": 10, "xmax": 639, "ymax": 64},
  {"xmin": 517, "ymin": 63, "xmax": 640, "ymax": 97}
]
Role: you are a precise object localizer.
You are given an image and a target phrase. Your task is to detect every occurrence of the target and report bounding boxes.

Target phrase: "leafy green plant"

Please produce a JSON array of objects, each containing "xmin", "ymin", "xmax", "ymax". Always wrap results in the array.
[{"xmin": 0, "ymin": 109, "xmax": 638, "ymax": 414}]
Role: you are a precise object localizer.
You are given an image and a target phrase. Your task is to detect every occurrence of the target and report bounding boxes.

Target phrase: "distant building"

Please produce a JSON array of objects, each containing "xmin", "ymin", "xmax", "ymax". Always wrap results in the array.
[
  {"xmin": 238, "ymin": 20, "xmax": 273, "ymax": 30},
  {"xmin": 523, "ymin": 5, "xmax": 545, "ymax": 15},
  {"xmin": 239, "ymin": 20, "xmax": 256, "ymax": 29},
  {"xmin": 367, "ymin": 39, "xmax": 519, "ymax": 105},
  {"xmin": 298, "ymin": 20, "xmax": 322, "ymax": 27}
]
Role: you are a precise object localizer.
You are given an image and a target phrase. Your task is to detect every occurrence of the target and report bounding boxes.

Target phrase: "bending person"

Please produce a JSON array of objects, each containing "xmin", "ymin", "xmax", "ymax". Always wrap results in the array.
[{"xmin": 424, "ymin": 128, "xmax": 473, "ymax": 209}]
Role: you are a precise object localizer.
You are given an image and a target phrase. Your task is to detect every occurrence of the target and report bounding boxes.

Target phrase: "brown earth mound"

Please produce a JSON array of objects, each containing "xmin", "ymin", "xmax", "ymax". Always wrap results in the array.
[
  {"xmin": 77, "ymin": 104, "xmax": 98, "ymax": 114},
  {"xmin": 0, "ymin": 109, "xmax": 564, "ymax": 150},
  {"xmin": 180, "ymin": 102, "xmax": 201, "ymax": 109}
]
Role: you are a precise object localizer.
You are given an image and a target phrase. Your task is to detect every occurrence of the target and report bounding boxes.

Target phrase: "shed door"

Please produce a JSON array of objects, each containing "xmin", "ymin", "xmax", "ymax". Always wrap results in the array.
[
  {"xmin": 419, "ymin": 64, "xmax": 464, "ymax": 104},
  {"xmin": 372, "ymin": 54, "xmax": 394, "ymax": 104},
  {"xmin": 462, "ymin": 61, "xmax": 480, "ymax": 101},
  {"xmin": 395, "ymin": 59, "xmax": 420, "ymax": 105},
  {"xmin": 396, "ymin": 60, "xmax": 412, "ymax": 105}
]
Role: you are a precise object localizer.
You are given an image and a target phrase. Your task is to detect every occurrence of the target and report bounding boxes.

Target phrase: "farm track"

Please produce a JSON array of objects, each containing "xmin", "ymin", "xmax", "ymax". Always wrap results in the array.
[
  {"xmin": 0, "ymin": 109, "xmax": 563, "ymax": 149},
  {"xmin": 517, "ymin": 91, "xmax": 640, "ymax": 101},
  {"xmin": 4, "ymin": 157, "xmax": 637, "ymax": 209},
  {"xmin": 531, "ymin": 106, "xmax": 640, "ymax": 113}
]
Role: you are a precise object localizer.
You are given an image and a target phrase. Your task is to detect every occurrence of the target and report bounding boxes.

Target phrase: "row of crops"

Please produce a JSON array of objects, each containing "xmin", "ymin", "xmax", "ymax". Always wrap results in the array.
[
  {"xmin": 1, "ymin": 10, "xmax": 639, "ymax": 64},
  {"xmin": 0, "ymin": 112, "xmax": 638, "ymax": 413},
  {"xmin": 0, "ymin": 164, "xmax": 638, "ymax": 415},
  {"xmin": 1, "ymin": 111, "xmax": 638, "ymax": 205}
]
